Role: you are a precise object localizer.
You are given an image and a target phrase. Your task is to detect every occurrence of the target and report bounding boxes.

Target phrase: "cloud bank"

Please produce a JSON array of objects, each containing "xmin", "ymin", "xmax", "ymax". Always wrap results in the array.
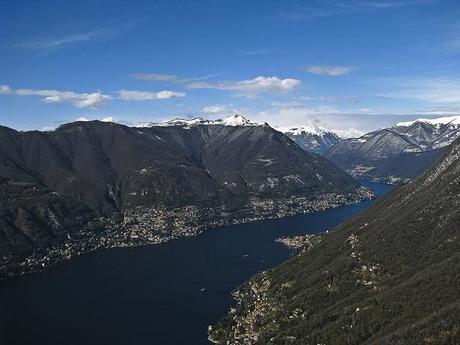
[
  {"xmin": 0, "ymin": 85, "xmax": 111, "ymax": 108},
  {"xmin": 131, "ymin": 73, "xmax": 300, "ymax": 97},
  {"xmin": 0, "ymin": 85, "xmax": 185, "ymax": 108},
  {"xmin": 188, "ymin": 76, "xmax": 301, "ymax": 96}
]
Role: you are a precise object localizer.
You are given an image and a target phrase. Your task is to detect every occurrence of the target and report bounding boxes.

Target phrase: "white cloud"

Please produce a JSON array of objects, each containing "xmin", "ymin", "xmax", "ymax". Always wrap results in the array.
[
  {"xmin": 16, "ymin": 30, "xmax": 115, "ymax": 51},
  {"xmin": 1, "ymin": 84, "xmax": 186, "ymax": 107},
  {"xmin": 130, "ymin": 73, "xmax": 299, "ymax": 97},
  {"xmin": 63, "ymin": 92, "xmax": 111, "ymax": 108},
  {"xmin": 0, "ymin": 85, "xmax": 111, "ymax": 108},
  {"xmin": 304, "ymin": 65, "xmax": 354, "ymax": 76},
  {"xmin": 117, "ymin": 90, "xmax": 185, "ymax": 101},
  {"xmin": 201, "ymin": 104, "xmax": 247, "ymax": 115},
  {"xmin": 129, "ymin": 73, "xmax": 298, "ymax": 97},
  {"xmin": 156, "ymin": 90, "xmax": 185, "ymax": 99},
  {"xmin": 0, "ymin": 85, "xmax": 12, "ymax": 93},
  {"xmin": 188, "ymin": 76, "xmax": 301, "ymax": 96}
]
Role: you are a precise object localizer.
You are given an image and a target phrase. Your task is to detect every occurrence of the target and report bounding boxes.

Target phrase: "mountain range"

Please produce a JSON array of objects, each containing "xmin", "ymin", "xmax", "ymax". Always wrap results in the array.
[
  {"xmin": 287, "ymin": 115, "xmax": 460, "ymax": 184},
  {"xmin": 210, "ymin": 126, "xmax": 460, "ymax": 345},
  {"xmin": 0, "ymin": 115, "xmax": 369, "ymax": 286},
  {"xmin": 281, "ymin": 125, "xmax": 342, "ymax": 155},
  {"xmin": 137, "ymin": 114, "xmax": 264, "ymax": 128}
]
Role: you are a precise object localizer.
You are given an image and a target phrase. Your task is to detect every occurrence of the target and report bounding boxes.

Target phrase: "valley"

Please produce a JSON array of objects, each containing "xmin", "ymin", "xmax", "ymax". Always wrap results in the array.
[
  {"xmin": 285, "ymin": 116, "xmax": 460, "ymax": 184},
  {"xmin": 2, "ymin": 2, "xmax": 460, "ymax": 344},
  {"xmin": 0, "ymin": 116, "xmax": 371, "ymax": 286},
  {"xmin": 0, "ymin": 181, "xmax": 392, "ymax": 345},
  {"xmin": 325, "ymin": 116, "xmax": 460, "ymax": 183},
  {"xmin": 210, "ymin": 135, "xmax": 460, "ymax": 345}
]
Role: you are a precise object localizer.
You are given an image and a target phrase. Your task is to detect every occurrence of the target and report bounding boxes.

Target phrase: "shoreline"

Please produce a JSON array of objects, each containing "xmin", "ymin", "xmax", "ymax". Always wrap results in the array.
[{"xmin": 1, "ymin": 187, "xmax": 373, "ymax": 288}]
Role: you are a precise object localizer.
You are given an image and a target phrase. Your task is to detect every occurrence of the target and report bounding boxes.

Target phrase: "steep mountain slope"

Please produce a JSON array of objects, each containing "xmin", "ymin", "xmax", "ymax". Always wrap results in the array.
[
  {"xmin": 394, "ymin": 115, "xmax": 460, "ymax": 149},
  {"xmin": 282, "ymin": 125, "xmax": 342, "ymax": 155},
  {"xmin": 0, "ymin": 116, "xmax": 369, "ymax": 286},
  {"xmin": 326, "ymin": 115, "xmax": 460, "ymax": 183},
  {"xmin": 211, "ymin": 136, "xmax": 460, "ymax": 345},
  {"xmin": 366, "ymin": 147, "xmax": 447, "ymax": 183}
]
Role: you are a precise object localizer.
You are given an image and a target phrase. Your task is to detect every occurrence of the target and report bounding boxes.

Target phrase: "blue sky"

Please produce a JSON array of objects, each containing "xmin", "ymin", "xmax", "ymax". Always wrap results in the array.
[{"xmin": 1, "ymin": 0, "xmax": 460, "ymax": 135}]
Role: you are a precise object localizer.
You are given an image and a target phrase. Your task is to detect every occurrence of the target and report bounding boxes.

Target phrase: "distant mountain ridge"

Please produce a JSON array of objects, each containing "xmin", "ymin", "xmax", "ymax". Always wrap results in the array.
[
  {"xmin": 393, "ymin": 115, "xmax": 460, "ymax": 150},
  {"xmin": 0, "ymin": 117, "xmax": 369, "ymax": 286},
  {"xmin": 326, "ymin": 115, "xmax": 460, "ymax": 183},
  {"xmin": 137, "ymin": 114, "xmax": 264, "ymax": 128},
  {"xmin": 395, "ymin": 114, "xmax": 460, "ymax": 127},
  {"xmin": 281, "ymin": 125, "xmax": 342, "ymax": 155}
]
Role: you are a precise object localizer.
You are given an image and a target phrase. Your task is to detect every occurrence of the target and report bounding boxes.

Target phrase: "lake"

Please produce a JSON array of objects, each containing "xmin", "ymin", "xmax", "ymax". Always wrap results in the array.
[{"xmin": 0, "ymin": 181, "xmax": 393, "ymax": 345}]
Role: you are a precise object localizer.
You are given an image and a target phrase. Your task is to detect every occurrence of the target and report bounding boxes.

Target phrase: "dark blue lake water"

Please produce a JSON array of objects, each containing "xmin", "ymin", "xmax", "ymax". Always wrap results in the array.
[{"xmin": 0, "ymin": 181, "xmax": 393, "ymax": 345}]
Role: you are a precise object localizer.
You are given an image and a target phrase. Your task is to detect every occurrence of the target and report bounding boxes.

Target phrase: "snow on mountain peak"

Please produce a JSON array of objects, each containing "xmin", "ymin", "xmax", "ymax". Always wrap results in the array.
[
  {"xmin": 394, "ymin": 115, "xmax": 460, "ymax": 128},
  {"xmin": 164, "ymin": 117, "xmax": 207, "ymax": 126},
  {"xmin": 136, "ymin": 114, "xmax": 262, "ymax": 128},
  {"xmin": 279, "ymin": 124, "xmax": 328, "ymax": 136},
  {"xmin": 219, "ymin": 114, "xmax": 253, "ymax": 126}
]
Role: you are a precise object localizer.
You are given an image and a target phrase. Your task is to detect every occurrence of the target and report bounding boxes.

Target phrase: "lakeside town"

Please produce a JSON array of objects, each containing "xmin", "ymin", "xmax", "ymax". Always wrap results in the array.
[{"xmin": 2, "ymin": 187, "xmax": 373, "ymax": 286}]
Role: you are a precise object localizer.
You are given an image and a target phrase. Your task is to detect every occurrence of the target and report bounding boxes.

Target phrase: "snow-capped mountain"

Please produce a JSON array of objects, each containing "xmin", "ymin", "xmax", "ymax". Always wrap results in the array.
[
  {"xmin": 138, "ymin": 115, "xmax": 263, "ymax": 128},
  {"xmin": 281, "ymin": 125, "xmax": 342, "ymax": 155},
  {"xmin": 393, "ymin": 115, "xmax": 460, "ymax": 150},
  {"xmin": 394, "ymin": 115, "xmax": 460, "ymax": 127},
  {"xmin": 138, "ymin": 116, "xmax": 345, "ymax": 156},
  {"xmin": 326, "ymin": 115, "xmax": 460, "ymax": 183}
]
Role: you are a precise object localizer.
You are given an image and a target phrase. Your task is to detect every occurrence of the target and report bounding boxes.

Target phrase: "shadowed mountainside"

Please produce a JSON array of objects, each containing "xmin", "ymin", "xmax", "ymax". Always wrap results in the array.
[
  {"xmin": 282, "ymin": 126, "xmax": 341, "ymax": 155},
  {"xmin": 0, "ymin": 118, "xmax": 368, "ymax": 286}
]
